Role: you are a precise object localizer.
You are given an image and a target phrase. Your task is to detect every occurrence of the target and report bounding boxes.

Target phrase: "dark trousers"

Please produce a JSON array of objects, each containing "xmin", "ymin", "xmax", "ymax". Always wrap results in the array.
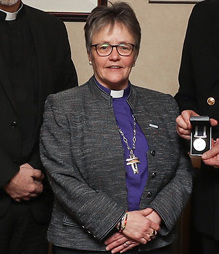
[
  {"xmin": 190, "ymin": 230, "xmax": 219, "ymax": 254},
  {"xmin": 0, "ymin": 200, "xmax": 49, "ymax": 254},
  {"xmin": 52, "ymin": 245, "xmax": 172, "ymax": 254}
]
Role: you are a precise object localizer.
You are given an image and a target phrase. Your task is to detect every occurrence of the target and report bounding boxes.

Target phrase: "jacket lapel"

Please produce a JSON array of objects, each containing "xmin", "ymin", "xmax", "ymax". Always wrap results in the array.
[{"xmin": 128, "ymin": 87, "xmax": 159, "ymax": 148}]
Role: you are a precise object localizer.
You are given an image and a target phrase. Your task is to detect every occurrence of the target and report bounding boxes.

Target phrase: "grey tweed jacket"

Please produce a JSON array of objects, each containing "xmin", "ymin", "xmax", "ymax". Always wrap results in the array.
[{"xmin": 40, "ymin": 76, "xmax": 192, "ymax": 251}]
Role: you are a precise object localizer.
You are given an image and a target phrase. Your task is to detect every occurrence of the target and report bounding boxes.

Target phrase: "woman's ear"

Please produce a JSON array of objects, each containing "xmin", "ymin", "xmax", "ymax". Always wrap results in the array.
[
  {"xmin": 88, "ymin": 52, "xmax": 92, "ymax": 65},
  {"xmin": 134, "ymin": 51, "xmax": 139, "ymax": 63}
]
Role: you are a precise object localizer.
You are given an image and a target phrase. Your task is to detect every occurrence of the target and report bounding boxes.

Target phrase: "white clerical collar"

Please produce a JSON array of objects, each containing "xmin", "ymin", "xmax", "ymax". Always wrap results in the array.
[
  {"xmin": 110, "ymin": 90, "xmax": 124, "ymax": 98},
  {"xmin": 0, "ymin": 3, "xmax": 23, "ymax": 21}
]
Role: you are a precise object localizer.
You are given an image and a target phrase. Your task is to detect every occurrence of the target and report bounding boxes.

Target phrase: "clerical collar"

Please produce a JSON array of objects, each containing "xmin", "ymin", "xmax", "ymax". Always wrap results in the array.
[
  {"xmin": 95, "ymin": 78, "xmax": 130, "ymax": 99},
  {"xmin": 110, "ymin": 90, "xmax": 124, "ymax": 98},
  {"xmin": 0, "ymin": 3, "xmax": 23, "ymax": 21}
]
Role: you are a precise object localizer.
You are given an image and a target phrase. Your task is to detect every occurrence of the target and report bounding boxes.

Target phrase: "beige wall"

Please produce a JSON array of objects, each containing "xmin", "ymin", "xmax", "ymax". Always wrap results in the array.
[{"xmin": 65, "ymin": 0, "xmax": 194, "ymax": 96}]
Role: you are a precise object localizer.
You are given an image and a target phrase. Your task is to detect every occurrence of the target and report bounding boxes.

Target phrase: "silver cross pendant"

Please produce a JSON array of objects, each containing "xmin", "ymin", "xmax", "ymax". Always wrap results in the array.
[{"xmin": 126, "ymin": 154, "xmax": 140, "ymax": 174}]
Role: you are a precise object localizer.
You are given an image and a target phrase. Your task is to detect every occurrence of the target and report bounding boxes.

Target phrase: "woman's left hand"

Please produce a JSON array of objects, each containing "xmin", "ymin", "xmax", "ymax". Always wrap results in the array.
[
  {"xmin": 105, "ymin": 208, "xmax": 161, "ymax": 253},
  {"xmin": 105, "ymin": 232, "xmax": 139, "ymax": 254}
]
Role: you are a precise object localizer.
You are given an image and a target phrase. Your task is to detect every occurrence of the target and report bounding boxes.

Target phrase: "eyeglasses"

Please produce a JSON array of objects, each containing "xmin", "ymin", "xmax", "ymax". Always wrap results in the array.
[{"xmin": 91, "ymin": 43, "xmax": 135, "ymax": 57}]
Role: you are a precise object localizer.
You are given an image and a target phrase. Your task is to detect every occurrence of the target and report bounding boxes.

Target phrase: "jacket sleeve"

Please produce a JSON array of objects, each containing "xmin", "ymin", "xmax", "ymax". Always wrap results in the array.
[
  {"xmin": 0, "ymin": 147, "xmax": 19, "ymax": 187},
  {"xmin": 148, "ymin": 98, "xmax": 193, "ymax": 235},
  {"xmin": 28, "ymin": 19, "xmax": 78, "ymax": 171},
  {"xmin": 40, "ymin": 94, "xmax": 125, "ymax": 241}
]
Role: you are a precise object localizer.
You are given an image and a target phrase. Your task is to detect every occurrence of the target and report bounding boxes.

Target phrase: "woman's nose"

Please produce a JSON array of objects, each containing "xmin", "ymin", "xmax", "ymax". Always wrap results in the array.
[{"xmin": 109, "ymin": 47, "xmax": 120, "ymax": 60}]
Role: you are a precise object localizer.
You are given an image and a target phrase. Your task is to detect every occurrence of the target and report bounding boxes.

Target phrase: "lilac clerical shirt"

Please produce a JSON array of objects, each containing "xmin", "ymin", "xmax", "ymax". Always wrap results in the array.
[{"xmin": 96, "ymin": 80, "xmax": 149, "ymax": 211}]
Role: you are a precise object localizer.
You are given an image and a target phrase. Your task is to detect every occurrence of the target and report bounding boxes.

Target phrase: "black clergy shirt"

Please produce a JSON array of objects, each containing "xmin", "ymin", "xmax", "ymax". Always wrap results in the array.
[{"xmin": 0, "ymin": 7, "xmax": 38, "ymax": 164}]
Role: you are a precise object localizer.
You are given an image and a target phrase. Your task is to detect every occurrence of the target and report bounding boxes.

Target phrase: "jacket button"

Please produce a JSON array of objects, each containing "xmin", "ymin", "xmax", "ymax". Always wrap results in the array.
[
  {"xmin": 150, "ymin": 150, "xmax": 156, "ymax": 156},
  {"xmin": 151, "ymin": 172, "xmax": 157, "ymax": 178},
  {"xmin": 207, "ymin": 97, "xmax": 215, "ymax": 106},
  {"xmin": 147, "ymin": 192, "xmax": 152, "ymax": 198},
  {"xmin": 10, "ymin": 121, "xmax": 18, "ymax": 128}
]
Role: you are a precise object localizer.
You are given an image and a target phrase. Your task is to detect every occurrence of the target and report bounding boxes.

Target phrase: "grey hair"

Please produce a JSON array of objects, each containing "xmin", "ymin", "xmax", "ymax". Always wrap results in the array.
[{"xmin": 84, "ymin": 1, "xmax": 141, "ymax": 54}]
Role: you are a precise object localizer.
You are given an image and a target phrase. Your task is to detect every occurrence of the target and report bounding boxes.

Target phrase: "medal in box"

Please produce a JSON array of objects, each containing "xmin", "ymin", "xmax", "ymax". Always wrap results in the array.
[{"xmin": 190, "ymin": 116, "xmax": 212, "ymax": 156}]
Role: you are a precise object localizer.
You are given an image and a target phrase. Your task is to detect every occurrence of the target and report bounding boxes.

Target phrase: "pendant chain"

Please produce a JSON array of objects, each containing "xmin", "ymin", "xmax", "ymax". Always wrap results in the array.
[
  {"xmin": 118, "ymin": 115, "xmax": 136, "ymax": 155},
  {"xmin": 118, "ymin": 115, "xmax": 140, "ymax": 174}
]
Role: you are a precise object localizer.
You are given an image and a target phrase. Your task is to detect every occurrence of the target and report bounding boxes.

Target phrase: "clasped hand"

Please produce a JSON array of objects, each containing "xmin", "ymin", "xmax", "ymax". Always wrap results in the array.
[
  {"xmin": 4, "ymin": 163, "xmax": 44, "ymax": 202},
  {"xmin": 105, "ymin": 208, "xmax": 161, "ymax": 253}
]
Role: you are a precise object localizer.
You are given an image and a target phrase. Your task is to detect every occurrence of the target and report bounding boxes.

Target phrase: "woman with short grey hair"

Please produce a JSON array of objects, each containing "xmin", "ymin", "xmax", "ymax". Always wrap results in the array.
[{"xmin": 40, "ymin": 2, "xmax": 192, "ymax": 254}]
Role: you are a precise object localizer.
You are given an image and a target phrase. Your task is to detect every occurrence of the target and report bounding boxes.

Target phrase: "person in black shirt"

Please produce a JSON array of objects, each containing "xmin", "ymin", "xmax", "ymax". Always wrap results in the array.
[
  {"xmin": 175, "ymin": 0, "xmax": 219, "ymax": 253},
  {"xmin": 0, "ymin": 1, "xmax": 78, "ymax": 253}
]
